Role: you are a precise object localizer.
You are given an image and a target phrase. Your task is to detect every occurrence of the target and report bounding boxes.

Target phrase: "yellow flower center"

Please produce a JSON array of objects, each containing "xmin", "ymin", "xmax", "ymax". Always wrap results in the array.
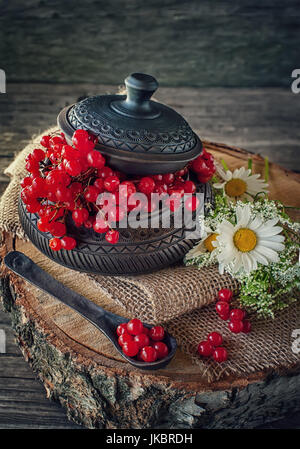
[
  {"xmin": 233, "ymin": 228, "xmax": 257, "ymax": 252},
  {"xmin": 204, "ymin": 233, "xmax": 219, "ymax": 252},
  {"xmin": 225, "ymin": 178, "xmax": 247, "ymax": 197}
]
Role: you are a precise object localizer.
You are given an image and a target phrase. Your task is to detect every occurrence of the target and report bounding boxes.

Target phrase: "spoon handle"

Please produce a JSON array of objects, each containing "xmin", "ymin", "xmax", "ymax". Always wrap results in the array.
[{"xmin": 4, "ymin": 251, "xmax": 116, "ymax": 336}]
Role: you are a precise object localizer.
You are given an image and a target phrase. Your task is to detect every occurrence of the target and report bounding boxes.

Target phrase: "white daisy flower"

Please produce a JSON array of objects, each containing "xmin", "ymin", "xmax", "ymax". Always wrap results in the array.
[
  {"xmin": 213, "ymin": 165, "xmax": 268, "ymax": 200},
  {"xmin": 214, "ymin": 204, "xmax": 285, "ymax": 275},
  {"xmin": 185, "ymin": 226, "xmax": 219, "ymax": 260}
]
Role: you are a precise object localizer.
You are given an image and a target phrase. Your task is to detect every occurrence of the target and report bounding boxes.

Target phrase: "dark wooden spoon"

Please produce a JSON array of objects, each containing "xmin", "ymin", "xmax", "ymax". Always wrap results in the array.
[{"xmin": 4, "ymin": 251, "xmax": 177, "ymax": 370}]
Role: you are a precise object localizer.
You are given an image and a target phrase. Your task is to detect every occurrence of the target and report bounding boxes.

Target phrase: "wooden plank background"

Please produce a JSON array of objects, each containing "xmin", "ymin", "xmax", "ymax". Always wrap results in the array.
[
  {"xmin": 0, "ymin": 83, "xmax": 299, "ymax": 198},
  {"xmin": 0, "ymin": 0, "xmax": 299, "ymax": 87}
]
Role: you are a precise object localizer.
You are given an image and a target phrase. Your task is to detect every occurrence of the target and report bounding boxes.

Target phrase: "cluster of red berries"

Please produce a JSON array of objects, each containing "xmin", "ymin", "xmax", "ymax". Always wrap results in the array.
[
  {"xmin": 116, "ymin": 318, "xmax": 168, "ymax": 362},
  {"xmin": 216, "ymin": 288, "xmax": 251, "ymax": 334},
  {"xmin": 190, "ymin": 148, "xmax": 215, "ymax": 183},
  {"xmin": 197, "ymin": 289, "xmax": 252, "ymax": 364},
  {"xmin": 21, "ymin": 129, "xmax": 215, "ymax": 251},
  {"xmin": 198, "ymin": 332, "xmax": 227, "ymax": 363}
]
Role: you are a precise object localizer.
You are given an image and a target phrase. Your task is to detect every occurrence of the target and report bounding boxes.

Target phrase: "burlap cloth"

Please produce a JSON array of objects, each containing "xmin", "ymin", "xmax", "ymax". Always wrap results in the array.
[{"xmin": 0, "ymin": 127, "xmax": 299, "ymax": 382}]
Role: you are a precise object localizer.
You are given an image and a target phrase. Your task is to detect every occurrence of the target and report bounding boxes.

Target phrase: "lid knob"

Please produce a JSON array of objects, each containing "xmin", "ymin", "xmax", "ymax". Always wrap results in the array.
[{"xmin": 110, "ymin": 73, "xmax": 161, "ymax": 119}]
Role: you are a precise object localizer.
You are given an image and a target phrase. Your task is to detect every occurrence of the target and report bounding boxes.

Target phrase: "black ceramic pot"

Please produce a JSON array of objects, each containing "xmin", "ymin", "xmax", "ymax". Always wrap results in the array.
[
  {"xmin": 57, "ymin": 73, "xmax": 202, "ymax": 175},
  {"xmin": 18, "ymin": 182, "xmax": 214, "ymax": 276}
]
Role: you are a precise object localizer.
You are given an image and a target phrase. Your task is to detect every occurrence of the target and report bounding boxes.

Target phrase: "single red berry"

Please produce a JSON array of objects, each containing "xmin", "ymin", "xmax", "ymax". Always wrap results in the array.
[
  {"xmin": 228, "ymin": 320, "xmax": 244, "ymax": 334},
  {"xmin": 213, "ymin": 347, "xmax": 228, "ymax": 363},
  {"xmin": 84, "ymin": 185, "xmax": 100, "ymax": 203},
  {"xmin": 242, "ymin": 320, "xmax": 252, "ymax": 334},
  {"xmin": 49, "ymin": 238, "xmax": 62, "ymax": 251},
  {"xmin": 183, "ymin": 180, "xmax": 196, "ymax": 194},
  {"xmin": 97, "ymin": 166, "xmax": 113, "ymax": 179},
  {"xmin": 162, "ymin": 173, "xmax": 175, "ymax": 185},
  {"xmin": 197, "ymin": 341, "xmax": 214, "ymax": 357},
  {"xmin": 32, "ymin": 148, "xmax": 46, "ymax": 162},
  {"xmin": 184, "ymin": 195, "xmax": 200, "ymax": 212},
  {"xmin": 230, "ymin": 308, "xmax": 245, "ymax": 322},
  {"xmin": 149, "ymin": 326, "xmax": 165, "ymax": 341},
  {"xmin": 48, "ymin": 221, "xmax": 66, "ymax": 237},
  {"xmin": 45, "ymin": 169, "xmax": 64, "ymax": 189},
  {"xmin": 152, "ymin": 174, "xmax": 163, "ymax": 182},
  {"xmin": 93, "ymin": 178, "xmax": 104, "ymax": 192},
  {"xmin": 127, "ymin": 319, "xmax": 144, "ymax": 336},
  {"xmin": 116, "ymin": 323, "xmax": 128, "ymax": 337},
  {"xmin": 142, "ymin": 326, "xmax": 150, "ymax": 336},
  {"xmin": 191, "ymin": 156, "xmax": 212, "ymax": 176},
  {"xmin": 134, "ymin": 333, "xmax": 150, "ymax": 349},
  {"xmin": 72, "ymin": 129, "xmax": 95, "ymax": 153},
  {"xmin": 140, "ymin": 346, "xmax": 158, "ymax": 362},
  {"xmin": 31, "ymin": 177, "xmax": 46, "ymax": 197},
  {"xmin": 69, "ymin": 182, "xmax": 83, "ymax": 196},
  {"xmin": 153, "ymin": 342, "xmax": 169, "ymax": 359},
  {"xmin": 60, "ymin": 236, "xmax": 77, "ymax": 250},
  {"xmin": 118, "ymin": 333, "xmax": 133, "ymax": 346},
  {"xmin": 64, "ymin": 159, "xmax": 82, "ymax": 177},
  {"xmin": 215, "ymin": 301, "xmax": 230, "ymax": 316},
  {"xmin": 37, "ymin": 217, "xmax": 49, "ymax": 232},
  {"xmin": 93, "ymin": 218, "xmax": 109, "ymax": 234},
  {"xmin": 64, "ymin": 199, "xmax": 76, "ymax": 211},
  {"xmin": 40, "ymin": 135, "xmax": 51, "ymax": 148},
  {"xmin": 21, "ymin": 186, "xmax": 34, "ymax": 204},
  {"xmin": 105, "ymin": 229, "xmax": 119, "ymax": 244},
  {"xmin": 104, "ymin": 175, "xmax": 120, "ymax": 193},
  {"xmin": 61, "ymin": 145, "xmax": 79, "ymax": 160},
  {"xmin": 122, "ymin": 341, "xmax": 139, "ymax": 357},
  {"xmin": 138, "ymin": 177, "xmax": 155, "ymax": 195},
  {"xmin": 56, "ymin": 186, "xmax": 72, "ymax": 203},
  {"xmin": 218, "ymin": 288, "xmax": 233, "ymax": 302},
  {"xmin": 207, "ymin": 332, "xmax": 223, "ymax": 347},
  {"xmin": 49, "ymin": 136, "xmax": 66, "ymax": 149},
  {"xmin": 25, "ymin": 158, "xmax": 40, "ymax": 174},
  {"xmin": 87, "ymin": 150, "xmax": 105, "ymax": 169}
]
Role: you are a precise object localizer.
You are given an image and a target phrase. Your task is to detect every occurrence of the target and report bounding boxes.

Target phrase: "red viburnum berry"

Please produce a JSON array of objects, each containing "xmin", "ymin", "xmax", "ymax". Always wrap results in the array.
[
  {"xmin": 60, "ymin": 236, "xmax": 77, "ymax": 250},
  {"xmin": 213, "ymin": 347, "xmax": 228, "ymax": 363},
  {"xmin": 105, "ymin": 229, "xmax": 119, "ymax": 244},
  {"xmin": 197, "ymin": 341, "xmax": 214, "ymax": 357},
  {"xmin": 49, "ymin": 238, "xmax": 62, "ymax": 251},
  {"xmin": 218, "ymin": 288, "xmax": 233, "ymax": 302}
]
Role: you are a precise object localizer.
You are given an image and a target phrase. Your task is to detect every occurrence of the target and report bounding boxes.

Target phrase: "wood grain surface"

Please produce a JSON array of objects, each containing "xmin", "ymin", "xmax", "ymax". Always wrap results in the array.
[{"xmin": 0, "ymin": 0, "xmax": 299, "ymax": 87}]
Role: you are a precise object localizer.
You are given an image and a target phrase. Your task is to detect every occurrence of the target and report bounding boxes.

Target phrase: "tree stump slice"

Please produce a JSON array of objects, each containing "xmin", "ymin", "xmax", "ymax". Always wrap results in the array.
[{"xmin": 0, "ymin": 142, "xmax": 300, "ymax": 429}]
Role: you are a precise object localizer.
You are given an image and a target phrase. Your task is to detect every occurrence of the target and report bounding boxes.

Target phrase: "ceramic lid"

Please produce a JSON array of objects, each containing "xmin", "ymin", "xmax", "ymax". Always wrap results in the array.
[{"xmin": 57, "ymin": 73, "xmax": 202, "ymax": 174}]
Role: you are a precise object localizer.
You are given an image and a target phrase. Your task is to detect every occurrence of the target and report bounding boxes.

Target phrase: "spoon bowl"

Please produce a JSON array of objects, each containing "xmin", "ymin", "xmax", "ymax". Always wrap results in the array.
[{"xmin": 4, "ymin": 251, "xmax": 177, "ymax": 370}]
